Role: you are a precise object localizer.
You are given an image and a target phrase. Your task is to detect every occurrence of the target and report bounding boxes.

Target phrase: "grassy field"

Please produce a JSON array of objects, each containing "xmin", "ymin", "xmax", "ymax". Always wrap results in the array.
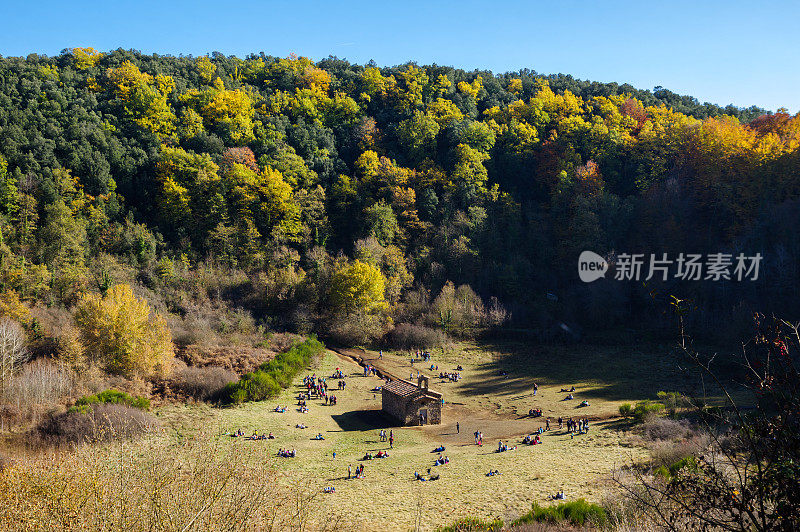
[{"xmin": 155, "ymin": 340, "xmax": 722, "ymax": 531}]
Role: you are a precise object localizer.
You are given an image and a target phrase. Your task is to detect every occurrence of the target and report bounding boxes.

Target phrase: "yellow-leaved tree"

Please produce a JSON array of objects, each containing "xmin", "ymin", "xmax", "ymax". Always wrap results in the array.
[
  {"xmin": 329, "ymin": 260, "xmax": 386, "ymax": 314},
  {"xmin": 74, "ymin": 284, "xmax": 173, "ymax": 378}
]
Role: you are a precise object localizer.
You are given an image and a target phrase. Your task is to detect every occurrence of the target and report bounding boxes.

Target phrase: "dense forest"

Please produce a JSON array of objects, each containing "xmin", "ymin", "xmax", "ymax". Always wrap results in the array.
[{"xmin": 0, "ymin": 47, "xmax": 798, "ymax": 353}]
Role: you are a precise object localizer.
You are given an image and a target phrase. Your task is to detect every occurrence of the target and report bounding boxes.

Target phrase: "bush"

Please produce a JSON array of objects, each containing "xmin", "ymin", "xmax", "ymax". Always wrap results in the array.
[
  {"xmin": 73, "ymin": 389, "xmax": 150, "ymax": 412},
  {"xmin": 222, "ymin": 337, "xmax": 324, "ymax": 404},
  {"xmin": 177, "ymin": 344, "xmax": 278, "ymax": 375},
  {"xmin": 513, "ymin": 500, "xmax": 608, "ymax": 528},
  {"xmin": 656, "ymin": 391, "xmax": 686, "ymax": 416},
  {"xmin": 385, "ymin": 323, "xmax": 448, "ymax": 349},
  {"xmin": 323, "ymin": 311, "xmax": 386, "ymax": 346},
  {"xmin": 1, "ymin": 360, "xmax": 72, "ymax": 426},
  {"xmin": 654, "ymin": 456, "xmax": 699, "ymax": 479},
  {"xmin": 641, "ymin": 417, "xmax": 692, "ymax": 442},
  {"xmin": 618, "ymin": 403, "xmax": 632, "ymax": 418},
  {"xmin": 632, "ymin": 400, "xmax": 665, "ymax": 422},
  {"xmin": 171, "ymin": 366, "xmax": 238, "ymax": 401},
  {"xmin": 35, "ymin": 403, "xmax": 158, "ymax": 446},
  {"xmin": 436, "ymin": 517, "xmax": 504, "ymax": 531}
]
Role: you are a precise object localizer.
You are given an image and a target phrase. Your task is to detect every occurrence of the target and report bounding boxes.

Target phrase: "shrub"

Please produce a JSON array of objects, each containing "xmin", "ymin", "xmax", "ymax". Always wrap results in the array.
[
  {"xmin": 177, "ymin": 345, "xmax": 278, "ymax": 375},
  {"xmin": 222, "ymin": 337, "xmax": 324, "ymax": 404},
  {"xmin": 323, "ymin": 311, "xmax": 386, "ymax": 346},
  {"xmin": 171, "ymin": 366, "xmax": 238, "ymax": 401},
  {"xmin": 385, "ymin": 323, "xmax": 447, "ymax": 349},
  {"xmin": 618, "ymin": 403, "xmax": 632, "ymax": 418},
  {"xmin": 632, "ymin": 400, "xmax": 665, "ymax": 422},
  {"xmin": 657, "ymin": 391, "xmax": 686, "ymax": 416},
  {"xmin": 1, "ymin": 360, "xmax": 72, "ymax": 426},
  {"xmin": 654, "ymin": 456, "xmax": 699, "ymax": 479},
  {"xmin": 35, "ymin": 403, "xmax": 158, "ymax": 446},
  {"xmin": 649, "ymin": 433, "xmax": 710, "ymax": 469},
  {"xmin": 73, "ymin": 389, "xmax": 150, "ymax": 411},
  {"xmin": 436, "ymin": 517, "xmax": 504, "ymax": 531},
  {"xmin": 512, "ymin": 500, "xmax": 608, "ymax": 528},
  {"xmin": 641, "ymin": 417, "xmax": 692, "ymax": 442}
]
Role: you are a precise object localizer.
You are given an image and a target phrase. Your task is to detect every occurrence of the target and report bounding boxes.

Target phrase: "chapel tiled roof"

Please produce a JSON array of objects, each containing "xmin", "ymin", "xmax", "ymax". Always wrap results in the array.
[{"xmin": 382, "ymin": 380, "xmax": 420, "ymax": 397}]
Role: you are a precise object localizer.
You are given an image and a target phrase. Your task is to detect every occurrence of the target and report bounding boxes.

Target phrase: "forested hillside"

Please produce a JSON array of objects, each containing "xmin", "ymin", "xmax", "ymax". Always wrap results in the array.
[{"xmin": 1, "ymin": 48, "xmax": 798, "ymax": 347}]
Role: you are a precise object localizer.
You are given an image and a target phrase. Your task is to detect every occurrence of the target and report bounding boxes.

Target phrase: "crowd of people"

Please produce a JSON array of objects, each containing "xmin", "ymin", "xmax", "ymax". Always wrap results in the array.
[
  {"xmin": 496, "ymin": 441, "xmax": 517, "ymax": 452},
  {"xmin": 230, "ymin": 429, "xmax": 275, "ymax": 440},
  {"xmin": 566, "ymin": 418, "xmax": 590, "ymax": 435},
  {"xmin": 362, "ymin": 450, "xmax": 389, "ymax": 460},
  {"xmin": 439, "ymin": 371, "xmax": 461, "ymax": 382},
  {"xmin": 348, "ymin": 464, "xmax": 365, "ymax": 479},
  {"xmin": 433, "ymin": 454, "xmax": 450, "ymax": 465},
  {"xmin": 277, "ymin": 448, "xmax": 296, "ymax": 458}
]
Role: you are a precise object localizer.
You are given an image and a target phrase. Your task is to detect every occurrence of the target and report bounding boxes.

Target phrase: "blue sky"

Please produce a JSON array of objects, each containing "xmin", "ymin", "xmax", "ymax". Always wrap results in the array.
[{"xmin": 2, "ymin": 0, "xmax": 798, "ymax": 112}]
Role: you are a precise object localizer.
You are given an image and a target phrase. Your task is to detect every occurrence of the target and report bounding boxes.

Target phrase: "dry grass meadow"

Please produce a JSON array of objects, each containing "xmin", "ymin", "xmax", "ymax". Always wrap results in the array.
[
  {"xmin": 151, "ymin": 342, "xmax": 698, "ymax": 530},
  {"xmin": 2, "ymin": 340, "xmax": 736, "ymax": 531}
]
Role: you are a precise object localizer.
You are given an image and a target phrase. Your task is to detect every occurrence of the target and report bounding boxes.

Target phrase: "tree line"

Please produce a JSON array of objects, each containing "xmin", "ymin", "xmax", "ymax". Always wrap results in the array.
[{"xmin": 0, "ymin": 48, "xmax": 798, "ymax": 346}]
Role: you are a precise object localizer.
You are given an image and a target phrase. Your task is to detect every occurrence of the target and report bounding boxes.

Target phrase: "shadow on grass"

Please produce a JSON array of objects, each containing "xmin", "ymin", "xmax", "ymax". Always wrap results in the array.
[
  {"xmin": 331, "ymin": 409, "xmax": 397, "ymax": 431},
  {"xmin": 455, "ymin": 341, "xmax": 745, "ymax": 402}
]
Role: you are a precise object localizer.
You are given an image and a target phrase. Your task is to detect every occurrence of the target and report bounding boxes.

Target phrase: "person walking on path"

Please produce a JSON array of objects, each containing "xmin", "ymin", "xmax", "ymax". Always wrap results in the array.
[
  {"xmin": 456, "ymin": 421, "xmax": 460, "ymax": 434},
  {"xmin": 389, "ymin": 430, "xmax": 394, "ymax": 449}
]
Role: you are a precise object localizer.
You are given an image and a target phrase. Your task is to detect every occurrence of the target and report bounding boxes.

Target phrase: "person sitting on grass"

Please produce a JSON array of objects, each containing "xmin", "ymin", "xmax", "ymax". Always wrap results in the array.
[
  {"xmin": 313, "ymin": 433, "xmax": 324, "ymax": 440},
  {"xmin": 375, "ymin": 450, "xmax": 389, "ymax": 458},
  {"xmin": 363, "ymin": 452, "xmax": 373, "ymax": 460},
  {"xmin": 564, "ymin": 394, "xmax": 574, "ymax": 401},
  {"xmin": 486, "ymin": 469, "xmax": 501, "ymax": 477},
  {"xmin": 323, "ymin": 486, "xmax": 335, "ymax": 493},
  {"xmin": 433, "ymin": 445, "xmax": 445, "ymax": 453},
  {"xmin": 578, "ymin": 400, "xmax": 589, "ymax": 408},
  {"xmin": 296, "ymin": 423, "xmax": 306, "ymax": 429}
]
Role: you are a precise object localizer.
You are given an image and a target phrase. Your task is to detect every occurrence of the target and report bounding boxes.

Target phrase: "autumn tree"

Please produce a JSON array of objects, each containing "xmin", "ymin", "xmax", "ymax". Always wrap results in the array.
[
  {"xmin": 329, "ymin": 260, "xmax": 386, "ymax": 314},
  {"xmin": 74, "ymin": 284, "xmax": 173, "ymax": 378},
  {"xmin": 106, "ymin": 61, "xmax": 177, "ymax": 138}
]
